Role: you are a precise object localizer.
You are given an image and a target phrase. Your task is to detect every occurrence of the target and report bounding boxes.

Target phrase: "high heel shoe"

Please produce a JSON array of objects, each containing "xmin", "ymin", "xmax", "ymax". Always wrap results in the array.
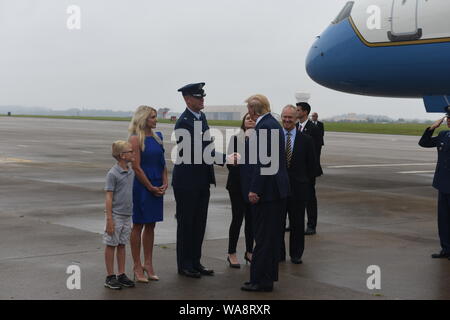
[
  {"xmin": 143, "ymin": 266, "xmax": 160, "ymax": 281},
  {"xmin": 244, "ymin": 252, "xmax": 252, "ymax": 265},
  {"xmin": 227, "ymin": 256, "xmax": 241, "ymax": 269},
  {"xmin": 133, "ymin": 271, "xmax": 149, "ymax": 283}
]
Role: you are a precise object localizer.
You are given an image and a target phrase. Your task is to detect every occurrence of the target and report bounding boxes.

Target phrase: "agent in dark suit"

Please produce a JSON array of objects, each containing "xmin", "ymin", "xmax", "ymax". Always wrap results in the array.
[
  {"xmin": 226, "ymin": 113, "xmax": 255, "ymax": 268},
  {"xmin": 172, "ymin": 83, "xmax": 230, "ymax": 278},
  {"xmin": 241, "ymin": 94, "xmax": 290, "ymax": 292},
  {"xmin": 296, "ymin": 102, "xmax": 322, "ymax": 235},
  {"xmin": 280, "ymin": 105, "xmax": 319, "ymax": 264},
  {"xmin": 419, "ymin": 110, "xmax": 450, "ymax": 260},
  {"xmin": 311, "ymin": 112, "xmax": 325, "ymax": 158}
]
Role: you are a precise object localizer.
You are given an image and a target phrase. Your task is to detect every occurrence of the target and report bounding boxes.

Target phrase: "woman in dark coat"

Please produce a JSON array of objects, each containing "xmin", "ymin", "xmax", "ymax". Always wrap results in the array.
[{"xmin": 226, "ymin": 113, "xmax": 256, "ymax": 268}]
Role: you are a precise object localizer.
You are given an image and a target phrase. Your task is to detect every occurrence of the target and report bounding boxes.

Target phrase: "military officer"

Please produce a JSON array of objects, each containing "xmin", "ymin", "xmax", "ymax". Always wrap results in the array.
[
  {"xmin": 419, "ymin": 106, "xmax": 450, "ymax": 260},
  {"xmin": 172, "ymin": 83, "xmax": 231, "ymax": 278}
]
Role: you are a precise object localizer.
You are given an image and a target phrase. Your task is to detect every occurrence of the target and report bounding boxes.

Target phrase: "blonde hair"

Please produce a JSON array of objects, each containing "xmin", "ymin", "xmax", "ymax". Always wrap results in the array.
[
  {"xmin": 112, "ymin": 141, "xmax": 132, "ymax": 160},
  {"xmin": 128, "ymin": 105, "xmax": 162, "ymax": 151},
  {"xmin": 245, "ymin": 94, "xmax": 271, "ymax": 116}
]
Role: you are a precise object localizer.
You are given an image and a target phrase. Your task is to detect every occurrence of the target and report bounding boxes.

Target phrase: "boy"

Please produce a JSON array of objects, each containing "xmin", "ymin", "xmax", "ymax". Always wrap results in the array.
[{"xmin": 103, "ymin": 141, "xmax": 136, "ymax": 289}]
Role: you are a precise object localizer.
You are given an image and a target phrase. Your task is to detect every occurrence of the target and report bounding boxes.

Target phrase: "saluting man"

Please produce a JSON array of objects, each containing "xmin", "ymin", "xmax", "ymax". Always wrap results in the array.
[
  {"xmin": 419, "ymin": 106, "xmax": 450, "ymax": 260},
  {"xmin": 172, "ymin": 83, "xmax": 231, "ymax": 278}
]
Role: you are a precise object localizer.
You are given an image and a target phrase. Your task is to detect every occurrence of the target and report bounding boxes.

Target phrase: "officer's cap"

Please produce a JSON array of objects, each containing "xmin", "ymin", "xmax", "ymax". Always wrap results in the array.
[{"xmin": 177, "ymin": 83, "xmax": 206, "ymax": 98}]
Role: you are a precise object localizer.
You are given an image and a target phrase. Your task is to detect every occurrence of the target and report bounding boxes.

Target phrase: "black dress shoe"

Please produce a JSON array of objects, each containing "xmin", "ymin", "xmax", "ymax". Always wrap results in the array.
[
  {"xmin": 291, "ymin": 257, "xmax": 303, "ymax": 264},
  {"xmin": 241, "ymin": 283, "xmax": 273, "ymax": 292},
  {"xmin": 305, "ymin": 228, "xmax": 316, "ymax": 235},
  {"xmin": 178, "ymin": 269, "xmax": 201, "ymax": 278},
  {"xmin": 195, "ymin": 265, "xmax": 215, "ymax": 276},
  {"xmin": 431, "ymin": 251, "xmax": 450, "ymax": 259}
]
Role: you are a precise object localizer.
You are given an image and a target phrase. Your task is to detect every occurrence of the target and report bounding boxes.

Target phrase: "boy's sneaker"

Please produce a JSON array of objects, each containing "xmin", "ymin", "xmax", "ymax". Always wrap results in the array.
[
  {"xmin": 117, "ymin": 274, "xmax": 135, "ymax": 288},
  {"xmin": 104, "ymin": 275, "xmax": 122, "ymax": 290}
]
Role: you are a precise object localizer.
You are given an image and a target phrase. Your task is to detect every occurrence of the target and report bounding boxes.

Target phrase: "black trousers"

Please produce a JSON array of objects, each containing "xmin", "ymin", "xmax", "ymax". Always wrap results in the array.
[
  {"xmin": 306, "ymin": 179, "xmax": 318, "ymax": 229},
  {"xmin": 250, "ymin": 199, "xmax": 286, "ymax": 287},
  {"xmin": 438, "ymin": 192, "xmax": 450, "ymax": 253},
  {"xmin": 228, "ymin": 191, "xmax": 253, "ymax": 254},
  {"xmin": 281, "ymin": 185, "xmax": 308, "ymax": 260},
  {"xmin": 174, "ymin": 188, "xmax": 210, "ymax": 271}
]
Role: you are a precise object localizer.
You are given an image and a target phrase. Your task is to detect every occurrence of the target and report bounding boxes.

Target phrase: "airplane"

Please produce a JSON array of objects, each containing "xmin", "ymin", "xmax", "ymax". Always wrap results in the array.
[{"xmin": 306, "ymin": 0, "xmax": 450, "ymax": 113}]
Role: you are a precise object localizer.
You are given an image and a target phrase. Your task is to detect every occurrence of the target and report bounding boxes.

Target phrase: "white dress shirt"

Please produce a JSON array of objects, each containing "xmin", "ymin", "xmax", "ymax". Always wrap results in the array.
[
  {"xmin": 299, "ymin": 119, "xmax": 309, "ymax": 132},
  {"xmin": 283, "ymin": 127, "xmax": 297, "ymax": 149}
]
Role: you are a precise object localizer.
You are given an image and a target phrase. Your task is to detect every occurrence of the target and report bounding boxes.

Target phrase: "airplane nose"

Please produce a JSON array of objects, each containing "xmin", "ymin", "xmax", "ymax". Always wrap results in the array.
[
  {"xmin": 305, "ymin": 22, "xmax": 361, "ymax": 93},
  {"xmin": 305, "ymin": 37, "xmax": 324, "ymax": 85}
]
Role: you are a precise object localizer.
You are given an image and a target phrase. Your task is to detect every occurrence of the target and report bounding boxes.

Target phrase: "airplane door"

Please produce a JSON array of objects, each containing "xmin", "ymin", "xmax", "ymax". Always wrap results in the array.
[{"xmin": 388, "ymin": 0, "xmax": 422, "ymax": 41}]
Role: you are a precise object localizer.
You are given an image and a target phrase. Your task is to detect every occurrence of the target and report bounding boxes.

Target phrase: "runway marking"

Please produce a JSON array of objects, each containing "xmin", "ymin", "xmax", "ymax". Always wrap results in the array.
[
  {"xmin": 81, "ymin": 151, "xmax": 94, "ymax": 154},
  {"xmin": 398, "ymin": 171, "xmax": 435, "ymax": 174},
  {"xmin": 327, "ymin": 163, "xmax": 435, "ymax": 169},
  {"xmin": 16, "ymin": 145, "xmax": 29, "ymax": 148},
  {"xmin": 0, "ymin": 157, "xmax": 34, "ymax": 163}
]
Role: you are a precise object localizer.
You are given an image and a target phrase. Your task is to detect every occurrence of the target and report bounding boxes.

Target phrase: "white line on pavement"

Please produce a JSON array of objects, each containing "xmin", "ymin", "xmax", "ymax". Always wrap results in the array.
[
  {"xmin": 327, "ymin": 163, "xmax": 435, "ymax": 169},
  {"xmin": 398, "ymin": 171, "xmax": 435, "ymax": 174}
]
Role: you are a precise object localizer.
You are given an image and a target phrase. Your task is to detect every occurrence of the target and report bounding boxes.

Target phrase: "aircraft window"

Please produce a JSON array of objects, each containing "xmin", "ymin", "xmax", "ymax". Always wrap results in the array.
[{"xmin": 332, "ymin": 1, "xmax": 355, "ymax": 24}]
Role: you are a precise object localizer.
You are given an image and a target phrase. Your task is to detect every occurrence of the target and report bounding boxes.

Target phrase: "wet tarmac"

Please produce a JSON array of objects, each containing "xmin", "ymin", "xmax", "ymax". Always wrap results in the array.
[{"xmin": 1, "ymin": 117, "xmax": 449, "ymax": 300}]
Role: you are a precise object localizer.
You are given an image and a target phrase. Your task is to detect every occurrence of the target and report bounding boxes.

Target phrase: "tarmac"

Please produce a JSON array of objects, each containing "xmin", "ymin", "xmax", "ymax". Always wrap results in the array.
[{"xmin": 1, "ymin": 116, "xmax": 450, "ymax": 300}]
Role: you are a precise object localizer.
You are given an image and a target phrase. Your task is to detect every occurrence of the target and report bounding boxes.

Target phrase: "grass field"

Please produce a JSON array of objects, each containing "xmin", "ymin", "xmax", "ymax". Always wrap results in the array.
[{"xmin": 1, "ymin": 114, "xmax": 443, "ymax": 136}]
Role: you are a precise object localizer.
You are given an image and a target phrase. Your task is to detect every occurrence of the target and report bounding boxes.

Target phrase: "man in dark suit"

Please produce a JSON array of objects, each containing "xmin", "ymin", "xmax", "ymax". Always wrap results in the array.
[
  {"xmin": 311, "ymin": 112, "xmax": 325, "ymax": 159},
  {"xmin": 280, "ymin": 105, "xmax": 319, "ymax": 264},
  {"xmin": 241, "ymin": 94, "xmax": 290, "ymax": 292},
  {"xmin": 419, "ymin": 108, "xmax": 450, "ymax": 260},
  {"xmin": 172, "ymin": 82, "xmax": 230, "ymax": 278},
  {"xmin": 296, "ymin": 102, "xmax": 322, "ymax": 235}
]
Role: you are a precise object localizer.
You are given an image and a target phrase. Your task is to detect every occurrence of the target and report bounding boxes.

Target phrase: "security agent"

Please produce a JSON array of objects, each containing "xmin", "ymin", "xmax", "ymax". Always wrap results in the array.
[
  {"xmin": 419, "ymin": 106, "xmax": 450, "ymax": 260},
  {"xmin": 296, "ymin": 102, "xmax": 323, "ymax": 235},
  {"xmin": 172, "ymin": 83, "xmax": 228, "ymax": 278}
]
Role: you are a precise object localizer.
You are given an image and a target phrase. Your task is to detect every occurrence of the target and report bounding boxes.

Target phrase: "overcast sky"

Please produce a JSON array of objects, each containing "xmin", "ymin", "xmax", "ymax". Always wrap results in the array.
[{"xmin": 0, "ymin": 0, "xmax": 436, "ymax": 119}]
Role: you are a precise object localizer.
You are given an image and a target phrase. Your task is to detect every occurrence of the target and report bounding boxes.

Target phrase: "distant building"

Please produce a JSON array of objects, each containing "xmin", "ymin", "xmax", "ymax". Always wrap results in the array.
[
  {"xmin": 203, "ymin": 105, "xmax": 247, "ymax": 121},
  {"xmin": 157, "ymin": 108, "xmax": 170, "ymax": 119}
]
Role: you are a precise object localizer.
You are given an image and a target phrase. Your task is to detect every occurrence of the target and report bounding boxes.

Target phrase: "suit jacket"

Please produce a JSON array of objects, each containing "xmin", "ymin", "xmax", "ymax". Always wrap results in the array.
[
  {"xmin": 316, "ymin": 121, "xmax": 325, "ymax": 146},
  {"xmin": 249, "ymin": 113, "xmax": 290, "ymax": 202},
  {"xmin": 419, "ymin": 128, "xmax": 450, "ymax": 194},
  {"xmin": 297, "ymin": 120, "xmax": 323, "ymax": 175},
  {"xmin": 172, "ymin": 108, "xmax": 224, "ymax": 190},
  {"xmin": 288, "ymin": 132, "xmax": 320, "ymax": 188}
]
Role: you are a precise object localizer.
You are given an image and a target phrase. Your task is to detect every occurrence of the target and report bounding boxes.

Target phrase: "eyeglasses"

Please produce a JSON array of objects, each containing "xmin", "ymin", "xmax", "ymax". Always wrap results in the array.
[{"xmin": 121, "ymin": 150, "xmax": 134, "ymax": 154}]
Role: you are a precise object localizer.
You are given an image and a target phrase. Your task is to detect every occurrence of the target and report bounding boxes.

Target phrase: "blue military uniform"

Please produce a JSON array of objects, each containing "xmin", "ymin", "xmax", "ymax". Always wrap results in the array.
[
  {"xmin": 419, "ymin": 127, "xmax": 450, "ymax": 255},
  {"xmin": 172, "ymin": 83, "xmax": 225, "ymax": 276}
]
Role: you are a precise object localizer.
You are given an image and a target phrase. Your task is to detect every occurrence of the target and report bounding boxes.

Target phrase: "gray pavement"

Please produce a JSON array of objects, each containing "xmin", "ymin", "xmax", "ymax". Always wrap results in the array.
[{"xmin": 0, "ymin": 117, "xmax": 449, "ymax": 300}]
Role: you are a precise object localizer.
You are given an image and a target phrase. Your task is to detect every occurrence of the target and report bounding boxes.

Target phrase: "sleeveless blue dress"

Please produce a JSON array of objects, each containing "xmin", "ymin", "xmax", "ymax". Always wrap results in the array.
[{"xmin": 132, "ymin": 132, "xmax": 165, "ymax": 224}]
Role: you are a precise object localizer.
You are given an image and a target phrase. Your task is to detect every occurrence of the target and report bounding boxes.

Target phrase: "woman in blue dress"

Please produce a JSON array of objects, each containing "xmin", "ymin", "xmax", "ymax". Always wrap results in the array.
[{"xmin": 128, "ymin": 106, "xmax": 167, "ymax": 282}]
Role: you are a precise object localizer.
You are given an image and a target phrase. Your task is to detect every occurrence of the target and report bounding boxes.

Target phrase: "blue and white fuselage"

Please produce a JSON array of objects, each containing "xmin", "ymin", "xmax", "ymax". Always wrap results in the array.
[{"xmin": 306, "ymin": 0, "xmax": 450, "ymax": 112}]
